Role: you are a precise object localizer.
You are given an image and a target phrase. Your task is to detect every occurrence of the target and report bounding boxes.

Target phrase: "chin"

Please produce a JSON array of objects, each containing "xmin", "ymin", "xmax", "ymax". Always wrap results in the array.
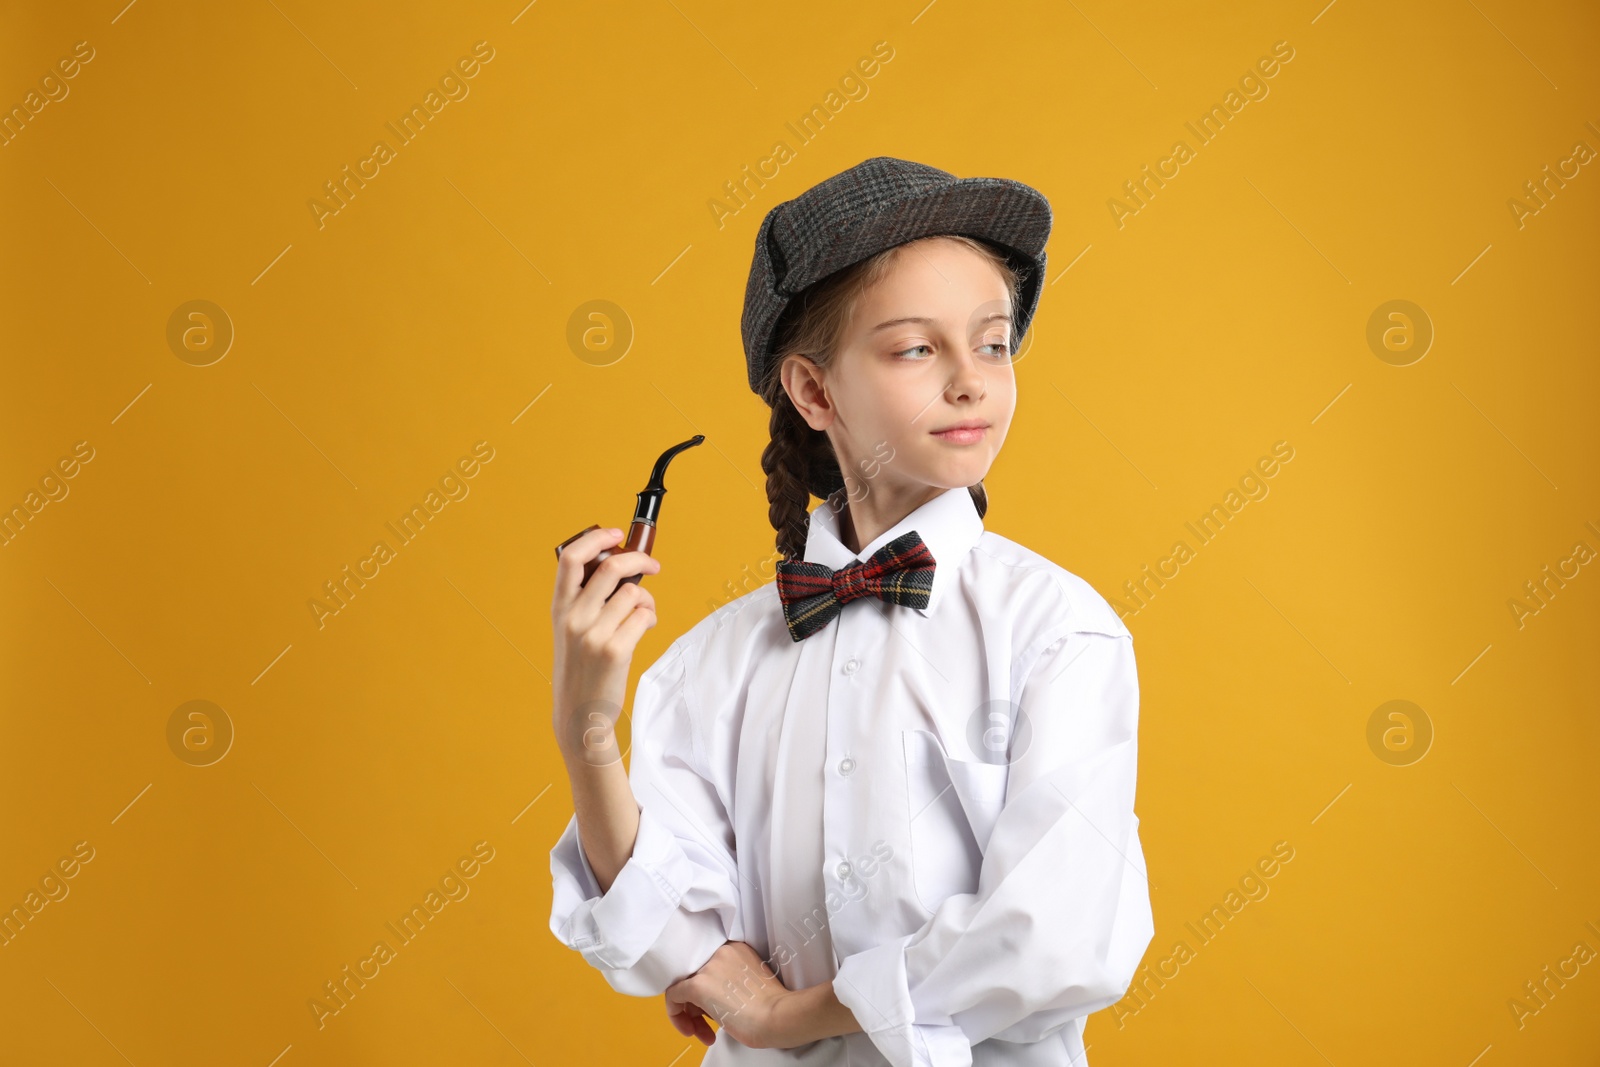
[
  {"xmin": 921, "ymin": 463, "xmax": 993, "ymax": 489},
  {"xmin": 902, "ymin": 443, "xmax": 995, "ymax": 487}
]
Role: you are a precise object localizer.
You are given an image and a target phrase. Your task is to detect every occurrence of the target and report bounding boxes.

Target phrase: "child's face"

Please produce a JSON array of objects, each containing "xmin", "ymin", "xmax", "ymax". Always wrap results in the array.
[{"xmin": 810, "ymin": 237, "xmax": 1017, "ymax": 499}]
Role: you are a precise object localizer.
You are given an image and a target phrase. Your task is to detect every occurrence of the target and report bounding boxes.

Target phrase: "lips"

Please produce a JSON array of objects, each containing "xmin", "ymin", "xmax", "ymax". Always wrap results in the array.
[{"xmin": 931, "ymin": 420, "xmax": 990, "ymax": 444}]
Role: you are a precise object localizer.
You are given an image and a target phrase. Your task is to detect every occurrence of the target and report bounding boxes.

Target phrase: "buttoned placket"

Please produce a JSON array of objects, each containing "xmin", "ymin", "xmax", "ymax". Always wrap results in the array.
[
  {"xmin": 822, "ymin": 603, "xmax": 856, "ymax": 897},
  {"xmin": 821, "ymin": 591, "xmax": 903, "ymax": 977}
]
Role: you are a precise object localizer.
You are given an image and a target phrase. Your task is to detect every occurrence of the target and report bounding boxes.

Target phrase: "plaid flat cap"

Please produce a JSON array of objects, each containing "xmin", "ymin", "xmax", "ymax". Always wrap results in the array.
[{"xmin": 740, "ymin": 155, "xmax": 1053, "ymax": 394}]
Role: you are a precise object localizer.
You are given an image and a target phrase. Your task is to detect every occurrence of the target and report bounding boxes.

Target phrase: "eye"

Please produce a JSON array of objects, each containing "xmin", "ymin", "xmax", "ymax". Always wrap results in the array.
[
  {"xmin": 893, "ymin": 344, "xmax": 933, "ymax": 360},
  {"xmin": 979, "ymin": 341, "xmax": 1013, "ymax": 360}
]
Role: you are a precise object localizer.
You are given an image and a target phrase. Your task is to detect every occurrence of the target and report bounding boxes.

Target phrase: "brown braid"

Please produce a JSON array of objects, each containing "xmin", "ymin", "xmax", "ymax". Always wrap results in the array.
[{"xmin": 755, "ymin": 235, "xmax": 1015, "ymax": 560}]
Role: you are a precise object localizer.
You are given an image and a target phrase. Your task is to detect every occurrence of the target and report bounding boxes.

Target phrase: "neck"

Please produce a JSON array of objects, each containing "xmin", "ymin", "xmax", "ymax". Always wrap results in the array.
[{"xmin": 839, "ymin": 483, "xmax": 949, "ymax": 555}]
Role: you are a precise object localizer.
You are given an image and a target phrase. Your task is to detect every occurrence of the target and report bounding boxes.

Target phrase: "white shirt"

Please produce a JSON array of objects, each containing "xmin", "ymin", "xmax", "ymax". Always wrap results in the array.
[{"xmin": 549, "ymin": 485, "xmax": 1153, "ymax": 1066}]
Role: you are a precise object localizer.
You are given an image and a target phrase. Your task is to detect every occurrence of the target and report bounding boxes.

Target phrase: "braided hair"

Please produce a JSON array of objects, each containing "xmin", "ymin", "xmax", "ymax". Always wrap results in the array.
[{"xmin": 757, "ymin": 235, "xmax": 1022, "ymax": 560}]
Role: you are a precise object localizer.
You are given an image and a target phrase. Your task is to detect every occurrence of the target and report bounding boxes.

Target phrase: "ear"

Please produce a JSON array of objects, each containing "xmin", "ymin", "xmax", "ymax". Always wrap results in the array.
[{"xmin": 779, "ymin": 353, "xmax": 835, "ymax": 432}]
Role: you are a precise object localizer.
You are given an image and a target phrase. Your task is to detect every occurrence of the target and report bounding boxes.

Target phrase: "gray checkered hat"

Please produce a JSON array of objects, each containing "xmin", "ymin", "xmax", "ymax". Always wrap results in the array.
[{"xmin": 740, "ymin": 156, "xmax": 1052, "ymax": 395}]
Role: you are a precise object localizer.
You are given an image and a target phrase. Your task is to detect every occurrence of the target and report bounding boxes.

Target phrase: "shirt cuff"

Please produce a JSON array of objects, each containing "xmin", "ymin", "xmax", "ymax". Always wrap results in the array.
[
  {"xmin": 548, "ymin": 803, "xmax": 696, "ymax": 972},
  {"xmin": 833, "ymin": 938, "xmax": 973, "ymax": 1067}
]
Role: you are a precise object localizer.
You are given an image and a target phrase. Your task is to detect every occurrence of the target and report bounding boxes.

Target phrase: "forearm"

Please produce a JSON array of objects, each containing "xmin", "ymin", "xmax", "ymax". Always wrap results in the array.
[
  {"xmin": 561, "ymin": 751, "xmax": 640, "ymax": 894},
  {"xmin": 774, "ymin": 979, "xmax": 863, "ymax": 1047}
]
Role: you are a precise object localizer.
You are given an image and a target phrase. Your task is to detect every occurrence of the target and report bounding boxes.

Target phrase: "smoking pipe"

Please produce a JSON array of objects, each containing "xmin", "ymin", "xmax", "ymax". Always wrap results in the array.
[{"xmin": 554, "ymin": 435, "xmax": 705, "ymax": 596}]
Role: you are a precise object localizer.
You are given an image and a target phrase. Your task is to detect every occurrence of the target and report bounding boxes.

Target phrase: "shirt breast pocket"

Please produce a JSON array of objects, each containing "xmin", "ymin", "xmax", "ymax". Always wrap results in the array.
[{"xmin": 902, "ymin": 728, "xmax": 1010, "ymax": 914}]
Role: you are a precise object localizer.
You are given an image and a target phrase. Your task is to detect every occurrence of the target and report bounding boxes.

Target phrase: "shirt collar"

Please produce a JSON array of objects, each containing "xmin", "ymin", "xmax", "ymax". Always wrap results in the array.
[{"xmin": 801, "ymin": 485, "xmax": 985, "ymax": 616}]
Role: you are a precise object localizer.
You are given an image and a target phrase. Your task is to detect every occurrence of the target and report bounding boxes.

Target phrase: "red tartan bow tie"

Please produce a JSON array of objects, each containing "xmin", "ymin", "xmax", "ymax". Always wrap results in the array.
[{"xmin": 774, "ymin": 530, "xmax": 936, "ymax": 642}]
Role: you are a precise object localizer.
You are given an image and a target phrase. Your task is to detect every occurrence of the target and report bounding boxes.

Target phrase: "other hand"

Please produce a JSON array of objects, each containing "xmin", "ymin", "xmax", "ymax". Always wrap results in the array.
[
  {"xmin": 550, "ymin": 525, "xmax": 661, "ymax": 765},
  {"xmin": 664, "ymin": 941, "xmax": 793, "ymax": 1050}
]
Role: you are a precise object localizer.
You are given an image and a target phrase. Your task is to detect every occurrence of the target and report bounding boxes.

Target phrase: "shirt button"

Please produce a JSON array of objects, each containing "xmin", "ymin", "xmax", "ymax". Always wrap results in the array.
[
  {"xmin": 838, "ymin": 757, "xmax": 855, "ymax": 776},
  {"xmin": 842, "ymin": 658, "xmax": 860, "ymax": 675},
  {"xmin": 836, "ymin": 861, "xmax": 852, "ymax": 881}
]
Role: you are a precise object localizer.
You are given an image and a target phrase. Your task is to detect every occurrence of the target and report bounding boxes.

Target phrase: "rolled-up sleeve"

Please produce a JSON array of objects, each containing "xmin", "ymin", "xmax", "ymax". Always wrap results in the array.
[
  {"xmin": 549, "ymin": 637, "xmax": 742, "ymax": 997},
  {"xmin": 833, "ymin": 623, "xmax": 1154, "ymax": 1066}
]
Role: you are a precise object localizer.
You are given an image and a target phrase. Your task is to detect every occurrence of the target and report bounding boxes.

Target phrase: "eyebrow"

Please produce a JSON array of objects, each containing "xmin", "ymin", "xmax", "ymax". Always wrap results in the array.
[{"xmin": 871, "ymin": 312, "xmax": 1013, "ymax": 332}]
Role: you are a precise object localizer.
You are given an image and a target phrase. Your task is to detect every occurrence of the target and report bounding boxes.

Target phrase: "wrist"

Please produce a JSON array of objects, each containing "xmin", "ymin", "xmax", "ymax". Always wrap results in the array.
[
  {"xmin": 555, "ymin": 693, "xmax": 629, "ymax": 767},
  {"xmin": 769, "ymin": 980, "xmax": 861, "ymax": 1048},
  {"xmin": 767, "ymin": 986, "xmax": 808, "ymax": 1049}
]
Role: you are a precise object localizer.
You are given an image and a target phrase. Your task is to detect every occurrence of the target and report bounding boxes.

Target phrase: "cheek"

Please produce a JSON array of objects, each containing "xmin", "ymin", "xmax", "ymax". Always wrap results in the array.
[
  {"xmin": 988, "ymin": 373, "xmax": 1017, "ymax": 424},
  {"xmin": 885, "ymin": 393, "xmax": 939, "ymax": 446},
  {"xmin": 846, "ymin": 368, "xmax": 923, "ymax": 435}
]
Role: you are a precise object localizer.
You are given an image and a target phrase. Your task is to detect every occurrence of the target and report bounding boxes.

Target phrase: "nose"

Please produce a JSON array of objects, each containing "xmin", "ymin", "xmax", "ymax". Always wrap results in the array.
[{"xmin": 944, "ymin": 346, "xmax": 988, "ymax": 403}]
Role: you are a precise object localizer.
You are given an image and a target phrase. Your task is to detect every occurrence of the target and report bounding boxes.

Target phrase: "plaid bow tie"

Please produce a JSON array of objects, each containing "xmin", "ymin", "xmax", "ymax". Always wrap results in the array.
[{"xmin": 774, "ymin": 530, "xmax": 936, "ymax": 642}]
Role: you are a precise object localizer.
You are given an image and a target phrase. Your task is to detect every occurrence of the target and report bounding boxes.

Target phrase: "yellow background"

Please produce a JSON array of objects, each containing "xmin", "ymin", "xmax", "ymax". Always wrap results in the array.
[{"xmin": 2, "ymin": 0, "xmax": 1596, "ymax": 1064}]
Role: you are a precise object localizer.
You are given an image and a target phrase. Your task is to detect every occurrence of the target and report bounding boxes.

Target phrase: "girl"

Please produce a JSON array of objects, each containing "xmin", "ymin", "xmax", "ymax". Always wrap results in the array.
[{"xmin": 549, "ymin": 157, "xmax": 1152, "ymax": 1066}]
